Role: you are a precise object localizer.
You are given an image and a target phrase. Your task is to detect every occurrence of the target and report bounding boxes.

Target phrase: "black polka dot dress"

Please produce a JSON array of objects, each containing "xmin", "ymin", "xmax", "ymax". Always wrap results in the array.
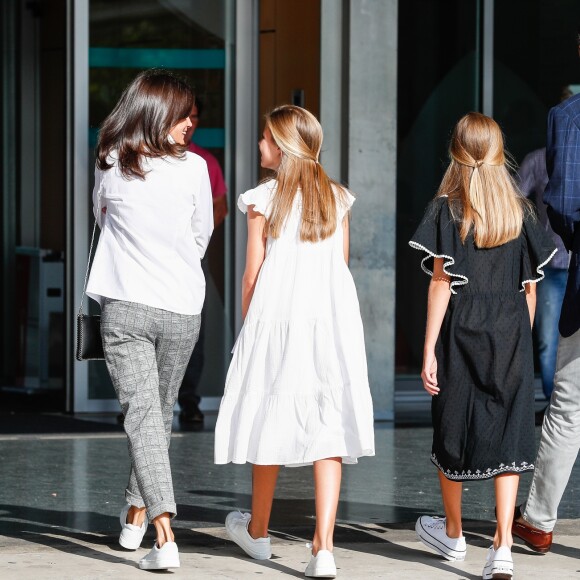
[{"xmin": 409, "ymin": 197, "xmax": 557, "ymax": 481}]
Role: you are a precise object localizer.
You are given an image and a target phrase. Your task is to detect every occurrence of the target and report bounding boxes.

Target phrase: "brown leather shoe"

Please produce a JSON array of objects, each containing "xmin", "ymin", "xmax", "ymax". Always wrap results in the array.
[{"xmin": 512, "ymin": 505, "xmax": 553, "ymax": 553}]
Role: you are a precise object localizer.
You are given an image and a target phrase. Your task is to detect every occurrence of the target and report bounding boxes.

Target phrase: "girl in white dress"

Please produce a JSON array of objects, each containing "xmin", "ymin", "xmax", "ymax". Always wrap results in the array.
[{"xmin": 214, "ymin": 105, "xmax": 374, "ymax": 578}]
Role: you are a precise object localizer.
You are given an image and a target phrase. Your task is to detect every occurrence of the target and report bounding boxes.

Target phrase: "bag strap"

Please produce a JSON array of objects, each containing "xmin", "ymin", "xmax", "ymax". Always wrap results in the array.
[{"xmin": 78, "ymin": 181, "xmax": 103, "ymax": 316}]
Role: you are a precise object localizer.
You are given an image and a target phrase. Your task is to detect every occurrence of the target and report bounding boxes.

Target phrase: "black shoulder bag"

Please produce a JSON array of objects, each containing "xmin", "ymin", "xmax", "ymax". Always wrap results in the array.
[{"xmin": 76, "ymin": 192, "xmax": 105, "ymax": 361}]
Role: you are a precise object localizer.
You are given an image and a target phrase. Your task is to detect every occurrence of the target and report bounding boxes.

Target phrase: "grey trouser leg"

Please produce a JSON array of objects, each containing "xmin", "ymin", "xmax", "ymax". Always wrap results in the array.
[
  {"xmin": 101, "ymin": 299, "xmax": 200, "ymax": 520},
  {"xmin": 523, "ymin": 328, "xmax": 580, "ymax": 532},
  {"xmin": 178, "ymin": 259, "xmax": 207, "ymax": 411}
]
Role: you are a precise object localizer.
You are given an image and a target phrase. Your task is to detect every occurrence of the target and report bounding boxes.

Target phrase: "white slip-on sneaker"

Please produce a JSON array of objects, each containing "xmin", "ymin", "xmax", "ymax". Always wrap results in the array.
[
  {"xmin": 138, "ymin": 541, "xmax": 180, "ymax": 570},
  {"xmin": 305, "ymin": 548, "xmax": 337, "ymax": 578},
  {"xmin": 483, "ymin": 546, "xmax": 495, "ymax": 579},
  {"xmin": 483, "ymin": 545, "xmax": 513, "ymax": 580},
  {"xmin": 225, "ymin": 511, "xmax": 272, "ymax": 560},
  {"xmin": 119, "ymin": 504, "xmax": 149, "ymax": 550},
  {"xmin": 415, "ymin": 515, "xmax": 467, "ymax": 561}
]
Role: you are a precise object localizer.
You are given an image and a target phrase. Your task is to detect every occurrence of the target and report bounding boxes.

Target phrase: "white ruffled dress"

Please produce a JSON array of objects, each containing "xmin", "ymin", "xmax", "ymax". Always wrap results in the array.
[{"xmin": 214, "ymin": 180, "xmax": 375, "ymax": 467}]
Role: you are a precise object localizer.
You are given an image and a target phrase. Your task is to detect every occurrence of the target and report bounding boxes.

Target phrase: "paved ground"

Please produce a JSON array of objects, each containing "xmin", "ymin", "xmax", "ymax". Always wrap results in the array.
[
  {"xmin": 1, "ymin": 414, "xmax": 579, "ymax": 579},
  {"xmin": 3, "ymin": 519, "xmax": 580, "ymax": 579}
]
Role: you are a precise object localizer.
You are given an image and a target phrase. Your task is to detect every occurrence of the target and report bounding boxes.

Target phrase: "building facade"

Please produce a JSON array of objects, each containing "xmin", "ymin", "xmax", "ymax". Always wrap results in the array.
[{"xmin": 1, "ymin": 0, "xmax": 579, "ymax": 416}]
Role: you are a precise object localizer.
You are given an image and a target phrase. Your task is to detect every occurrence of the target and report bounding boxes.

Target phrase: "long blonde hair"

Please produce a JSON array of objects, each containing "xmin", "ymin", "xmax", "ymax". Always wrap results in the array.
[
  {"xmin": 265, "ymin": 105, "xmax": 348, "ymax": 242},
  {"xmin": 438, "ymin": 112, "xmax": 530, "ymax": 248}
]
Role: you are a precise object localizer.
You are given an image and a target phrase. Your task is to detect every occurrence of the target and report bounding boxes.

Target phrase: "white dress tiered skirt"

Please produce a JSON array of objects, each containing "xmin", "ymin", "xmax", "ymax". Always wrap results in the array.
[{"xmin": 214, "ymin": 181, "xmax": 375, "ymax": 466}]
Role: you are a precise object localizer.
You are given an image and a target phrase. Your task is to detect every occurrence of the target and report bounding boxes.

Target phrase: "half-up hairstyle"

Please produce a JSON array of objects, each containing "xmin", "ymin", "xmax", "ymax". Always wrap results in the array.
[
  {"xmin": 437, "ymin": 112, "xmax": 531, "ymax": 248},
  {"xmin": 265, "ymin": 105, "xmax": 348, "ymax": 242},
  {"xmin": 96, "ymin": 69, "xmax": 195, "ymax": 180}
]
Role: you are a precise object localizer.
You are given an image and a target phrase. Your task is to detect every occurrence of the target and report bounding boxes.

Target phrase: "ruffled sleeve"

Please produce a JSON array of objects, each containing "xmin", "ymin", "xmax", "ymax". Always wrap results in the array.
[
  {"xmin": 334, "ymin": 185, "xmax": 356, "ymax": 218},
  {"xmin": 519, "ymin": 210, "xmax": 558, "ymax": 291},
  {"xmin": 237, "ymin": 179, "xmax": 276, "ymax": 217},
  {"xmin": 408, "ymin": 197, "xmax": 468, "ymax": 294}
]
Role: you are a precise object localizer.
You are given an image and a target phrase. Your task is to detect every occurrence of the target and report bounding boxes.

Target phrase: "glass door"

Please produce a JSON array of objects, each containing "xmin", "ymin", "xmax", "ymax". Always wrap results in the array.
[
  {"xmin": 396, "ymin": 0, "xmax": 481, "ymax": 378},
  {"xmin": 72, "ymin": 0, "xmax": 244, "ymax": 412},
  {"xmin": 1, "ymin": 0, "xmax": 68, "ymax": 412}
]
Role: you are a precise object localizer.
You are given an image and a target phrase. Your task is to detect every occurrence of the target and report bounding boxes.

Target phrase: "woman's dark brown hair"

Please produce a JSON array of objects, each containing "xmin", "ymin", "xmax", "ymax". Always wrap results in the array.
[{"xmin": 96, "ymin": 69, "xmax": 195, "ymax": 179}]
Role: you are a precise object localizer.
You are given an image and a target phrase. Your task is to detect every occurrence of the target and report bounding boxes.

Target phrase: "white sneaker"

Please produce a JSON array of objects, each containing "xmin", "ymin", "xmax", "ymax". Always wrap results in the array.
[
  {"xmin": 416, "ymin": 515, "xmax": 467, "ymax": 561},
  {"xmin": 119, "ymin": 504, "xmax": 148, "ymax": 550},
  {"xmin": 305, "ymin": 549, "xmax": 337, "ymax": 578},
  {"xmin": 225, "ymin": 511, "xmax": 272, "ymax": 560},
  {"xmin": 482, "ymin": 545, "xmax": 513, "ymax": 579},
  {"xmin": 138, "ymin": 541, "xmax": 180, "ymax": 570}
]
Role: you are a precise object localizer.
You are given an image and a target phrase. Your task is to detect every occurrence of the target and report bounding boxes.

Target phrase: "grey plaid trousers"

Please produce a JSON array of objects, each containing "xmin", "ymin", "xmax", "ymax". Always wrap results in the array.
[{"xmin": 101, "ymin": 299, "xmax": 201, "ymax": 520}]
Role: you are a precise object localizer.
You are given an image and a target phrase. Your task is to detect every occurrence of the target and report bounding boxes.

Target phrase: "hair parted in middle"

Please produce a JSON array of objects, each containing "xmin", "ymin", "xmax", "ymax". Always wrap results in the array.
[
  {"xmin": 437, "ymin": 111, "xmax": 532, "ymax": 249},
  {"xmin": 96, "ymin": 69, "xmax": 195, "ymax": 180},
  {"xmin": 264, "ymin": 105, "xmax": 348, "ymax": 242}
]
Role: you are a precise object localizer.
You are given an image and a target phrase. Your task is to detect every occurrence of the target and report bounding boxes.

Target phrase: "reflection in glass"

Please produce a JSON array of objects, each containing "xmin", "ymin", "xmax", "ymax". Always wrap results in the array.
[
  {"xmin": 87, "ymin": 1, "xmax": 230, "ymax": 400},
  {"xmin": 396, "ymin": 0, "xmax": 478, "ymax": 375}
]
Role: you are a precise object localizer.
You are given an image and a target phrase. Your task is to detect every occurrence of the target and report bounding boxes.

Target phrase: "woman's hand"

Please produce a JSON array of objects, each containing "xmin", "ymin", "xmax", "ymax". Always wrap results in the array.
[{"xmin": 421, "ymin": 350, "xmax": 440, "ymax": 395}]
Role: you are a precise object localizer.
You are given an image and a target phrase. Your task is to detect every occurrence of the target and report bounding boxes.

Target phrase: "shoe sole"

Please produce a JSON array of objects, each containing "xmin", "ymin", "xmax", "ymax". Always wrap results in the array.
[
  {"xmin": 139, "ymin": 559, "xmax": 180, "ymax": 570},
  {"xmin": 491, "ymin": 563, "xmax": 513, "ymax": 579},
  {"xmin": 225, "ymin": 516, "xmax": 271, "ymax": 560},
  {"xmin": 483, "ymin": 568, "xmax": 513, "ymax": 580},
  {"xmin": 305, "ymin": 570, "xmax": 336, "ymax": 578},
  {"xmin": 520, "ymin": 539, "xmax": 550, "ymax": 554},
  {"xmin": 415, "ymin": 519, "xmax": 466, "ymax": 562},
  {"xmin": 483, "ymin": 555, "xmax": 513, "ymax": 579}
]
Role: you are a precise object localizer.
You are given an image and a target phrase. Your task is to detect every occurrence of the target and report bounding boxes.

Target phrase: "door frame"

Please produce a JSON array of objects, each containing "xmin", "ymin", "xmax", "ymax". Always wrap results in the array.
[{"xmin": 69, "ymin": 0, "xmax": 259, "ymax": 412}]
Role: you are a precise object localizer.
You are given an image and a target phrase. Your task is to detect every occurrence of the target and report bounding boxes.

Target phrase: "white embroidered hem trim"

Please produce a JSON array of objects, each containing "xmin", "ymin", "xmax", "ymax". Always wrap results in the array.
[
  {"xmin": 431, "ymin": 453, "xmax": 534, "ymax": 481},
  {"xmin": 519, "ymin": 248, "xmax": 559, "ymax": 292},
  {"xmin": 408, "ymin": 241, "xmax": 468, "ymax": 295}
]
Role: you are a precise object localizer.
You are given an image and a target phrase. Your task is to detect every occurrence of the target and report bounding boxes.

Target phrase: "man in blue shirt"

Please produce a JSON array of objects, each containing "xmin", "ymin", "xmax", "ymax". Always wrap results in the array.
[
  {"xmin": 519, "ymin": 143, "xmax": 569, "ymax": 406},
  {"xmin": 513, "ymin": 26, "xmax": 580, "ymax": 554}
]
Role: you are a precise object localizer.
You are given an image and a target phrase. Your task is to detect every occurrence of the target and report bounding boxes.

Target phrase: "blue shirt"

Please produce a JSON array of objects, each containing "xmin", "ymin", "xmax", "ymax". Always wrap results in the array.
[
  {"xmin": 543, "ymin": 93, "xmax": 580, "ymax": 337},
  {"xmin": 518, "ymin": 147, "xmax": 568, "ymax": 270}
]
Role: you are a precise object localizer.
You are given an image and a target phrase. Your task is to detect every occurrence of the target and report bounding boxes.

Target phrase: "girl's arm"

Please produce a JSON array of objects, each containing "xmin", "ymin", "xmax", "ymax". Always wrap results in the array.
[
  {"xmin": 524, "ymin": 282, "xmax": 537, "ymax": 327},
  {"xmin": 342, "ymin": 214, "xmax": 350, "ymax": 264},
  {"xmin": 422, "ymin": 257, "xmax": 452, "ymax": 396},
  {"xmin": 242, "ymin": 206, "xmax": 267, "ymax": 320}
]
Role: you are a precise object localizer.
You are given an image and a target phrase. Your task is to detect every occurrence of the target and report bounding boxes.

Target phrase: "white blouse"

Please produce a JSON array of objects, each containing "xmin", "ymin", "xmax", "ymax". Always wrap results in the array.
[{"xmin": 86, "ymin": 151, "xmax": 214, "ymax": 315}]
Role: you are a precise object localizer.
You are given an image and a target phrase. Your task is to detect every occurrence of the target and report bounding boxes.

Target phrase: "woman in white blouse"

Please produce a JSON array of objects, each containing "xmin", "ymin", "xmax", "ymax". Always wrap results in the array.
[{"xmin": 86, "ymin": 70, "xmax": 213, "ymax": 571}]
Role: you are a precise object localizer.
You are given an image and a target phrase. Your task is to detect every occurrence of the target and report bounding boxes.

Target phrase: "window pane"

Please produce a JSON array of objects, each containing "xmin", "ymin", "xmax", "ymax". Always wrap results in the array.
[
  {"xmin": 87, "ymin": 0, "xmax": 230, "ymax": 400},
  {"xmin": 493, "ymin": 0, "xmax": 580, "ymax": 162},
  {"xmin": 396, "ymin": 0, "xmax": 478, "ymax": 375}
]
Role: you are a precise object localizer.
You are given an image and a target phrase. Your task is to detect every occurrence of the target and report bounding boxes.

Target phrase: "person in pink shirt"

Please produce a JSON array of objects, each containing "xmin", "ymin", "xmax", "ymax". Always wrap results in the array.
[
  {"xmin": 178, "ymin": 98, "xmax": 228, "ymax": 424},
  {"xmin": 187, "ymin": 99, "xmax": 228, "ymax": 227}
]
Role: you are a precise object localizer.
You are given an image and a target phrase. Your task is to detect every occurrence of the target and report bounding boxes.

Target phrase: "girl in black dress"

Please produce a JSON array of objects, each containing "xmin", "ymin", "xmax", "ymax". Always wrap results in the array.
[{"xmin": 410, "ymin": 113, "xmax": 556, "ymax": 580}]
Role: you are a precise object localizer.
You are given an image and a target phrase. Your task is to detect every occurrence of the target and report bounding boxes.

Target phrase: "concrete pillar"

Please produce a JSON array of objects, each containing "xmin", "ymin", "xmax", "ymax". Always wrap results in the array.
[
  {"xmin": 234, "ymin": 0, "xmax": 259, "ymax": 334},
  {"xmin": 348, "ymin": 0, "xmax": 397, "ymax": 420},
  {"xmin": 319, "ymin": 0, "xmax": 344, "ymax": 182}
]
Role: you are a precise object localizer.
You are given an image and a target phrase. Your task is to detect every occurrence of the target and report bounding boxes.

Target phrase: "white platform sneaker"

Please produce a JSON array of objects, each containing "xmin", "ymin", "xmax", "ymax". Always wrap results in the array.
[
  {"xmin": 415, "ymin": 515, "xmax": 467, "ymax": 561},
  {"xmin": 482, "ymin": 545, "xmax": 513, "ymax": 579},
  {"xmin": 225, "ymin": 511, "xmax": 272, "ymax": 560},
  {"xmin": 305, "ymin": 549, "xmax": 337, "ymax": 578},
  {"xmin": 138, "ymin": 541, "xmax": 180, "ymax": 570},
  {"xmin": 118, "ymin": 504, "xmax": 148, "ymax": 550}
]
